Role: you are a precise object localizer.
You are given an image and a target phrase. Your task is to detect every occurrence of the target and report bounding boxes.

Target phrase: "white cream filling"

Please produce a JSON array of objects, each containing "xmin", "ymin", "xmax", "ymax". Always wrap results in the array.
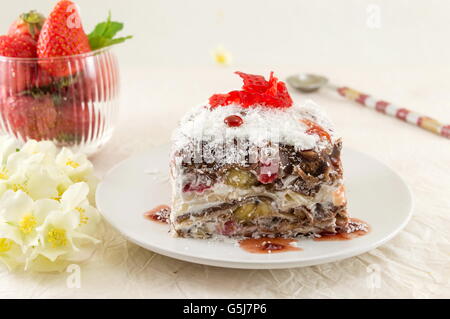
[{"xmin": 170, "ymin": 181, "xmax": 340, "ymax": 221}]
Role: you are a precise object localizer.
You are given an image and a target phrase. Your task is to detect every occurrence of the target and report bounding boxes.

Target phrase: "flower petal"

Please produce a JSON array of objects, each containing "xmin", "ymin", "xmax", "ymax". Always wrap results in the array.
[
  {"xmin": 0, "ymin": 190, "xmax": 34, "ymax": 224},
  {"xmin": 61, "ymin": 183, "xmax": 89, "ymax": 211}
]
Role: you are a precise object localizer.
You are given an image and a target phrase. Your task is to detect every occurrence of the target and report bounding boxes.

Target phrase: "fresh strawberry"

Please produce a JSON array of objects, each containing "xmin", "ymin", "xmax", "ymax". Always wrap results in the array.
[
  {"xmin": 8, "ymin": 10, "xmax": 46, "ymax": 41},
  {"xmin": 60, "ymin": 59, "xmax": 119, "ymax": 105},
  {"xmin": 3, "ymin": 95, "xmax": 57, "ymax": 140},
  {"xmin": 0, "ymin": 34, "xmax": 37, "ymax": 58},
  {"xmin": 55, "ymin": 101, "xmax": 92, "ymax": 141},
  {"xmin": 37, "ymin": 0, "xmax": 91, "ymax": 77},
  {"xmin": 0, "ymin": 63, "xmax": 34, "ymax": 96},
  {"xmin": 0, "ymin": 35, "xmax": 37, "ymax": 96},
  {"xmin": 32, "ymin": 67, "xmax": 54, "ymax": 88}
]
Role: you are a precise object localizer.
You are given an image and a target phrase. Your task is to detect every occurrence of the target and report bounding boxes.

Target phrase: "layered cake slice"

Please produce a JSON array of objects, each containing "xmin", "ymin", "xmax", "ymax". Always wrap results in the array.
[{"xmin": 170, "ymin": 72, "xmax": 348, "ymax": 239}]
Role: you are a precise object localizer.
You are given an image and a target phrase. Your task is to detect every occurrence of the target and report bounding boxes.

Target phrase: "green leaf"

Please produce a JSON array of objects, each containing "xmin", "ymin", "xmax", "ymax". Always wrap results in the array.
[{"xmin": 88, "ymin": 12, "xmax": 132, "ymax": 50}]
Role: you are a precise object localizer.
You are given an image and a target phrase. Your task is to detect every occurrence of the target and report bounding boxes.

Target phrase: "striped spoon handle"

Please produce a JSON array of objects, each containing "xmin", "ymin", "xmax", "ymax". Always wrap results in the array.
[{"xmin": 336, "ymin": 87, "xmax": 450, "ymax": 139}]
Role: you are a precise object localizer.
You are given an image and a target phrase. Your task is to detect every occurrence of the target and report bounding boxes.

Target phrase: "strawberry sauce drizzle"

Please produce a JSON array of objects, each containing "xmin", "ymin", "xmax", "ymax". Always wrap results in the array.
[
  {"xmin": 300, "ymin": 119, "xmax": 331, "ymax": 142},
  {"xmin": 144, "ymin": 205, "xmax": 171, "ymax": 224},
  {"xmin": 239, "ymin": 238, "xmax": 302, "ymax": 254},
  {"xmin": 314, "ymin": 218, "xmax": 370, "ymax": 242}
]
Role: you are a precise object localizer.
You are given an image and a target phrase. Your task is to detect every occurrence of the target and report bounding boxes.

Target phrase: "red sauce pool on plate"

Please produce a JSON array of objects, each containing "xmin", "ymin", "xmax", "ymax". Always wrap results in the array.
[
  {"xmin": 314, "ymin": 218, "xmax": 371, "ymax": 242},
  {"xmin": 144, "ymin": 205, "xmax": 171, "ymax": 224},
  {"xmin": 239, "ymin": 238, "xmax": 302, "ymax": 254}
]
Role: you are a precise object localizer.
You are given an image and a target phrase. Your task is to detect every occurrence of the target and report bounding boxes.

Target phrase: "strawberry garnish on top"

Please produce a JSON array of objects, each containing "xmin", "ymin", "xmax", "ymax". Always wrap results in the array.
[
  {"xmin": 209, "ymin": 72, "xmax": 293, "ymax": 109},
  {"xmin": 8, "ymin": 10, "xmax": 46, "ymax": 42},
  {"xmin": 37, "ymin": 0, "xmax": 91, "ymax": 77}
]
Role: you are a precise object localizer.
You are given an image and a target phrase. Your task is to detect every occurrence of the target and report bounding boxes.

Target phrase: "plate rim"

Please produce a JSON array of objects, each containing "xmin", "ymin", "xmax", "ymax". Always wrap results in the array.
[{"xmin": 96, "ymin": 145, "xmax": 414, "ymax": 269}]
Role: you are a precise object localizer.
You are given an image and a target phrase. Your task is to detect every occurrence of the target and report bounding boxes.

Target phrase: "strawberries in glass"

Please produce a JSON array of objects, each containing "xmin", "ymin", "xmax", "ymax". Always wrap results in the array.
[{"xmin": 0, "ymin": 1, "xmax": 129, "ymax": 150}]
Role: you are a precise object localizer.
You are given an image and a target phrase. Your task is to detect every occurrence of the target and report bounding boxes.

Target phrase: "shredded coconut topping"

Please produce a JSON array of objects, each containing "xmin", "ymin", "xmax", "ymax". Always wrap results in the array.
[{"xmin": 172, "ymin": 101, "xmax": 339, "ymax": 164}]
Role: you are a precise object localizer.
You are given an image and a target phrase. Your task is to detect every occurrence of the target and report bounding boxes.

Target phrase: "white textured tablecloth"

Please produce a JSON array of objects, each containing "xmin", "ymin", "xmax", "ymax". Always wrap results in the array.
[{"xmin": 1, "ymin": 65, "xmax": 449, "ymax": 299}]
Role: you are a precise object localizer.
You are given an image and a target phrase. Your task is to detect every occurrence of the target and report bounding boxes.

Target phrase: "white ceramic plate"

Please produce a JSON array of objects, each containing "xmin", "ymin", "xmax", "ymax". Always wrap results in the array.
[{"xmin": 96, "ymin": 145, "xmax": 413, "ymax": 269}]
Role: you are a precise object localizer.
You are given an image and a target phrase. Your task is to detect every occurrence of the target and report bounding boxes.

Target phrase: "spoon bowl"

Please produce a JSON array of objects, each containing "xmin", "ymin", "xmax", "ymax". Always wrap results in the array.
[{"xmin": 287, "ymin": 73, "xmax": 329, "ymax": 93}]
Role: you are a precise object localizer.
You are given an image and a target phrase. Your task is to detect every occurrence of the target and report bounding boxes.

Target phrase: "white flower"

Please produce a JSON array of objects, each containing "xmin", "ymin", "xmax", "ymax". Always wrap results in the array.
[
  {"xmin": 0, "ymin": 190, "xmax": 60, "ymax": 249},
  {"xmin": 33, "ymin": 209, "xmax": 98, "ymax": 263},
  {"xmin": 20, "ymin": 140, "xmax": 58, "ymax": 164},
  {"xmin": 0, "ymin": 222, "xmax": 24, "ymax": 270},
  {"xmin": 0, "ymin": 135, "xmax": 20, "ymax": 165},
  {"xmin": 0, "ymin": 191, "xmax": 33, "ymax": 247},
  {"xmin": 3, "ymin": 148, "xmax": 72, "ymax": 201},
  {"xmin": 6, "ymin": 147, "xmax": 46, "ymax": 175},
  {"xmin": 0, "ymin": 136, "xmax": 101, "ymax": 272},
  {"xmin": 2, "ymin": 162, "xmax": 62, "ymax": 201},
  {"xmin": 56, "ymin": 148, "xmax": 93, "ymax": 182},
  {"xmin": 60, "ymin": 183, "xmax": 101, "ymax": 236}
]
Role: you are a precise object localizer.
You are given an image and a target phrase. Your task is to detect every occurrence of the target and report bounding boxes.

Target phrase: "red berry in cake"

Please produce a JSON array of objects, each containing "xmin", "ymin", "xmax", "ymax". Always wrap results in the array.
[
  {"xmin": 224, "ymin": 115, "xmax": 244, "ymax": 127},
  {"xmin": 3, "ymin": 95, "xmax": 57, "ymax": 140},
  {"xmin": 219, "ymin": 221, "xmax": 236, "ymax": 236},
  {"xmin": 182, "ymin": 183, "xmax": 212, "ymax": 193},
  {"xmin": 37, "ymin": 0, "xmax": 91, "ymax": 77},
  {"xmin": 0, "ymin": 34, "xmax": 37, "ymax": 58},
  {"xmin": 258, "ymin": 172, "xmax": 278, "ymax": 184},
  {"xmin": 257, "ymin": 161, "xmax": 279, "ymax": 184},
  {"xmin": 8, "ymin": 10, "xmax": 46, "ymax": 42},
  {"xmin": 209, "ymin": 72, "xmax": 293, "ymax": 109}
]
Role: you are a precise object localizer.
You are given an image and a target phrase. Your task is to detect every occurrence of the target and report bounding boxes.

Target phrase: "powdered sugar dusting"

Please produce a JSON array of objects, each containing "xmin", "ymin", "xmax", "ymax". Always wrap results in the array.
[{"xmin": 172, "ymin": 101, "xmax": 339, "ymax": 163}]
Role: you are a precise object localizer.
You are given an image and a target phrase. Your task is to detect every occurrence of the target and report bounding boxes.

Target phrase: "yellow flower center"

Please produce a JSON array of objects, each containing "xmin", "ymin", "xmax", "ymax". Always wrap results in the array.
[
  {"xmin": 9, "ymin": 183, "xmax": 28, "ymax": 194},
  {"xmin": 214, "ymin": 53, "xmax": 228, "ymax": 65},
  {"xmin": 71, "ymin": 177, "xmax": 84, "ymax": 183},
  {"xmin": 75, "ymin": 207, "xmax": 89, "ymax": 225},
  {"xmin": 19, "ymin": 214, "xmax": 37, "ymax": 234},
  {"xmin": 0, "ymin": 167, "xmax": 8, "ymax": 180},
  {"xmin": 0, "ymin": 238, "xmax": 13, "ymax": 253},
  {"xmin": 66, "ymin": 159, "xmax": 80, "ymax": 168},
  {"xmin": 47, "ymin": 228, "xmax": 68, "ymax": 248}
]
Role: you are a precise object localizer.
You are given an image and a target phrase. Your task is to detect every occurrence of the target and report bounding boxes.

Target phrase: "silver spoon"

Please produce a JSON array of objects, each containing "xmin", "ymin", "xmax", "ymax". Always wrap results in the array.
[
  {"xmin": 287, "ymin": 73, "xmax": 331, "ymax": 93},
  {"xmin": 287, "ymin": 73, "xmax": 449, "ymax": 139}
]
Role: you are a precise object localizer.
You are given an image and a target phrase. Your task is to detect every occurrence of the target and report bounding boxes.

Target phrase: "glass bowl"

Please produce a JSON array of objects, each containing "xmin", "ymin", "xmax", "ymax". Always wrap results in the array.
[{"xmin": 0, "ymin": 47, "xmax": 120, "ymax": 155}]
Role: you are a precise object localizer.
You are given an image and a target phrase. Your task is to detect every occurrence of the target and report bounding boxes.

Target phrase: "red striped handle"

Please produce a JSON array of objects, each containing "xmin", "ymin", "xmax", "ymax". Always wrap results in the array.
[{"xmin": 337, "ymin": 87, "xmax": 450, "ymax": 139}]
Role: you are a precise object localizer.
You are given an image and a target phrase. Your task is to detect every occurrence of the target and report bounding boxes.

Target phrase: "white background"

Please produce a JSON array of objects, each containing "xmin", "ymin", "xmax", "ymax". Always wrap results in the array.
[
  {"xmin": 1, "ymin": 0, "xmax": 449, "ymax": 68},
  {"xmin": 0, "ymin": 0, "xmax": 449, "ymax": 298}
]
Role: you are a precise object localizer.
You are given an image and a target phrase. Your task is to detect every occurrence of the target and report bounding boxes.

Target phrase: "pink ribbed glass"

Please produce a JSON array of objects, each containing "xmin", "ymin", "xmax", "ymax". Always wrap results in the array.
[{"xmin": 0, "ymin": 47, "xmax": 119, "ymax": 155}]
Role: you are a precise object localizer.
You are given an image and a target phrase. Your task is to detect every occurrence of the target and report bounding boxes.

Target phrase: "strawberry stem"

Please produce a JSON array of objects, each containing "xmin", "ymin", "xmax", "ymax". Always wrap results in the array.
[{"xmin": 19, "ymin": 10, "xmax": 45, "ymax": 38}]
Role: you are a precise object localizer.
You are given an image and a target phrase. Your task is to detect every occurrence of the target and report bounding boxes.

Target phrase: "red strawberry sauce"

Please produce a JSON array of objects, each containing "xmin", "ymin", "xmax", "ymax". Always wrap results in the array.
[
  {"xmin": 239, "ymin": 238, "xmax": 302, "ymax": 254},
  {"xmin": 314, "ymin": 218, "xmax": 370, "ymax": 241},
  {"xmin": 144, "ymin": 205, "xmax": 171, "ymax": 224}
]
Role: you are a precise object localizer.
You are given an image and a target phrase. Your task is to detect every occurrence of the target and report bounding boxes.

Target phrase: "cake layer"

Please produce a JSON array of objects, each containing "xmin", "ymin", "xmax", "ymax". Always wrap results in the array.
[
  {"xmin": 171, "ymin": 187, "xmax": 348, "ymax": 239},
  {"xmin": 170, "ymin": 139, "xmax": 348, "ymax": 239}
]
